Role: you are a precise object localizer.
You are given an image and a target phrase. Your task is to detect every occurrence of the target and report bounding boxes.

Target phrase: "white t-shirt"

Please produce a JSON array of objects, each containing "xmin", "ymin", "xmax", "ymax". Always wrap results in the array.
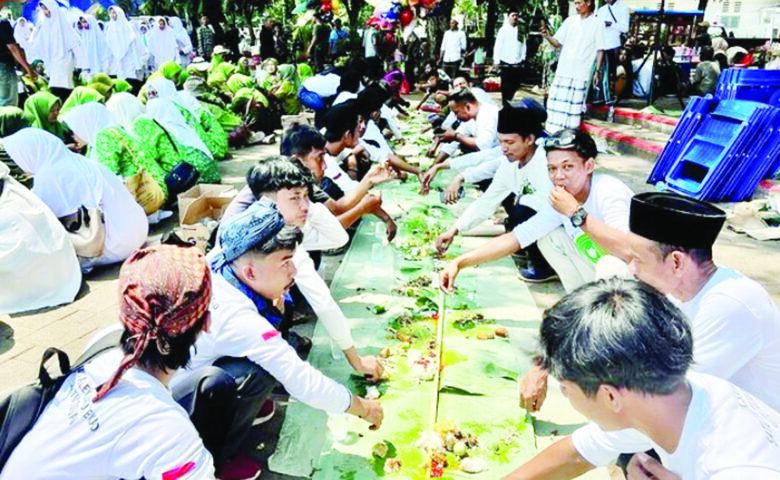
[
  {"xmin": 302, "ymin": 73, "xmax": 341, "ymax": 97},
  {"xmin": 572, "ymin": 373, "xmax": 780, "ymax": 479},
  {"xmin": 1, "ymin": 349, "xmax": 215, "ymax": 480},
  {"xmin": 361, "ymin": 119, "xmax": 393, "ymax": 163},
  {"xmin": 324, "ymin": 152, "xmax": 360, "ymax": 193},
  {"xmin": 175, "ymin": 272, "xmax": 352, "ymax": 414},
  {"xmin": 632, "ymin": 58, "xmax": 653, "ymax": 97},
  {"xmin": 596, "ymin": 0, "xmax": 630, "ymax": 50},
  {"xmin": 362, "ymin": 28, "xmax": 376, "ymax": 58},
  {"xmin": 554, "ymin": 14, "xmax": 606, "ymax": 81},
  {"xmin": 513, "ymin": 172, "xmax": 632, "ymax": 249},
  {"xmin": 675, "ymin": 267, "xmax": 780, "ymax": 412},
  {"xmin": 455, "ymin": 147, "xmax": 552, "ymax": 233},
  {"xmin": 440, "ymin": 29, "xmax": 467, "ymax": 63},
  {"xmin": 493, "ymin": 22, "xmax": 526, "ymax": 65}
]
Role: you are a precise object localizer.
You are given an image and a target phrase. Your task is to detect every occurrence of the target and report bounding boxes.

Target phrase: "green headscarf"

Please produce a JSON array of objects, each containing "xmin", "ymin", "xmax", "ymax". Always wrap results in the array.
[
  {"xmin": 0, "ymin": 106, "xmax": 32, "ymax": 137},
  {"xmin": 226, "ymin": 74, "xmax": 255, "ymax": 96},
  {"xmin": 159, "ymin": 61, "xmax": 183, "ymax": 84},
  {"xmin": 91, "ymin": 73, "xmax": 113, "ymax": 87},
  {"xmin": 297, "ymin": 63, "xmax": 314, "ymax": 82},
  {"xmin": 230, "ymin": 87, "xmax": 269, "ymax": 112},
  {"xmin": 114, "ymin": 79, "xmax": 132, "ymax": 93},
  {"xmin": 59, "ymin": 86, "xmax": 105, "ymax": 116},
  {"xmin": 277, "ymin": 64, "xmax": 300, "ymax": 91},
  {"xmin": 23, "ymin": 92, "xmax": 66, "ymax": 138}
]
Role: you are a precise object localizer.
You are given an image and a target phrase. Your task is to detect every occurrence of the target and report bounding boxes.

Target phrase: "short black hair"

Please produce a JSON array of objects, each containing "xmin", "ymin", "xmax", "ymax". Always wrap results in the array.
[
  {"xmin": 246, "ymin": 224, "xmax": 303, "ymax": 256},
  {"xmin": 447, "ymin": 88, "xmax": 477, "ymax": 105},
  {"xmin": 497, "ymin": 98, "xmax": 546, "ymax": 138},
  {"xmin": 356, "ymin": 84, "xmax": 391, "ymax": 117},
  {"xmin": 700, "ymin": 46, "xmax": 715, "ymax": 61},
  {"xmin": 246, "ymin": 156, "xmax": 314, "ymax": 198},
  {"xmin": 656, "ymin": 243, "xmax": 713, "ymax": 265},
  {"xmin": 338, "ymin": 70, "xmax": 362, "ymax": 94},
  {"xmin": 540, "ymin": 277, "xmax": 693, "ymax": 397},
  {"xmin": 543, "ymin": 128, "xmax": 598, "ymax": 161},
  {"xmin": 281, "ymin": 124, "xmax": 326, "ymax": 156},
  {"xmin": 121, "ymin": 312, "xmax": 207, "ymax": 372},
  {"xmin": 322, "ymin": 100, "xmax": 359, "ymax": 142}
]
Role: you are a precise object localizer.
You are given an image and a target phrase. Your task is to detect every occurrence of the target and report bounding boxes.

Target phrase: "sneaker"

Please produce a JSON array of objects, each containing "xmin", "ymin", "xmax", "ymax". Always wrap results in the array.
[
  {"xmin": 253, "ymin": 398, "xmax": 275, "ymax": 426},
  {"xmin": 215, "ymin": 454, "xmax": 261, "ymax": 480},
  {"xmin": 519, "ymin": 264, "xmax": 559, "ymax": 284}
]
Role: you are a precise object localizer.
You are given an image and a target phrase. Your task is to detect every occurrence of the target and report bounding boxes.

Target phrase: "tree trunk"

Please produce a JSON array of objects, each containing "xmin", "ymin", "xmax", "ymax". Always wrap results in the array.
[
  {"xmin": 697, "ymin": 0, "xmax": 708, "ymax": 12},
  {"xmin": 557, "ymin": 0, "xmax": 569, "ymax": 19},
  {"xmin": 485, "ymin": 0, "xmax": 497, "ymax": 58},
  {"xmin": 243, "ymin": 5, "xmax": 257, "ymax": 45},
  {"xmin": 426, "ymin": 0, "xmax": 455, "ymax": 62}
]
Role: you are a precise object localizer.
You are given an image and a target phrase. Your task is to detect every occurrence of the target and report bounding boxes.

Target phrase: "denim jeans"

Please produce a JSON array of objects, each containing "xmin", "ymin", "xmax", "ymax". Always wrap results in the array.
[{"xmin": 0, "ymin": 63, "xmax": 19, "ymax": 107}]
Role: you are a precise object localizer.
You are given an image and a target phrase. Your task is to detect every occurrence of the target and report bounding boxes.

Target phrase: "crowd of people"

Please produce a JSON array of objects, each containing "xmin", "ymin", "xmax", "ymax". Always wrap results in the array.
[{"xmin": 0, "ymin": 2, "xmax": 779, "ymax": 480}]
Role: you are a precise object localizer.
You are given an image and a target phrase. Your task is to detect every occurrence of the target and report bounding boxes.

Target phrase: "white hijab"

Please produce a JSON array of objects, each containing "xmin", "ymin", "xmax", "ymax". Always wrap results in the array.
[
  {"xmin": 147, "ymin": 17, "xmax": 178, "ymax": 68},
  {"xmin": 105, "ymin": 6, "xmax": 136, "ymax": 61},
  {"xmin": 106, "ymin": 92, "xmax": 145, "ymax": 135},
  {"xmin": 3, "ymin": 127, "xmax": 104, "ymax": 217},
  {"xmin": 13, "ymin": 18, "xmax": 34, "ymax": 51},
  {"xmin": 75, "ymin": 14, "xmax": 110, "ymax": 74},
  {"xmin": 146, "ymin": 98, "xmax": 212, "ymax": 158},
  {"xmin": 168, "ymin": 17, "xmax": 193, "ymax": 53},
  {"xmin": 60, "ymin": 102, "xmax": 116, "ymax": 149},
  {"xmin": 147, "ymin": 77, "xmax": 203, "ymax": 118},
  {"xmin": 28, "ymin": 0, "xmax": 80, "ymax": 64}
]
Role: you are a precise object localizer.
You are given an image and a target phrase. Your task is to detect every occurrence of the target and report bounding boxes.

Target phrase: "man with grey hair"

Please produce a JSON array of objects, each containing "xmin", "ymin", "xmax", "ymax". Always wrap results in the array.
[{"xmin": 503, "ymin": 277, "xmax": 780, "ymax": 480}]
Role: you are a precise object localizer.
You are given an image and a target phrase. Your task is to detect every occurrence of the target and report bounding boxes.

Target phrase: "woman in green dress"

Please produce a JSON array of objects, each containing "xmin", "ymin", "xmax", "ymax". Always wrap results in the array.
[
  {"xmin": 23, "ymin": 92, "xmax": 68, "ymax": 139},
  {"xmin": 271, "ymin": 64, "xmax": 302, "ymax": 115},
  {"xmin": 183, "ymin": 76, "xmax": 243, "ymax": 135}
]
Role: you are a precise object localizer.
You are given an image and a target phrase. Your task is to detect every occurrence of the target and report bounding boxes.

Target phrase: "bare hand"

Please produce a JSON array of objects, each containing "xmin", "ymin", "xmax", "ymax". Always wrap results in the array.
[
  {"xmin": 354, "ymin": 355, "xmax": 384, "ymax": 382},
  {"xmin": 519, "ymin": 364, "xmax": 549, "ymax": 412},
  {"xmin": 549, "ymin": 186, "xmax": 579, "ymax": 217},
  {"xmin": 436, "ymin": 228, "xmax": 456, "ymax": 255},
  {"xmin": 439, "ymin": 261, "xmax": 460, "ymax": 294},
  {"xmin": 420, "ymin": 167, "xmax": 439, "ymax": 193},
  {"xmin": 443, "ymin": 180, "xmax": 462, "ymax": 204},
  {"xmin": 440, "ymin": 127, "xmax": 457, "ymax": 142},
  {"xmin": 627, "ymin": 453, "xmax": 681, "ymax": 480},
  {"xmin": 384, "ymin": 217, "xmax": 397, "ymax": 242},
  {"xmin": 349, "ymin": 396, "xmax": 383, "ymax": 429},
  {"xmin": 366, "ymin": 164, "xmax": 394, "ymax": 186},
  {"xmin": 426, "ymin": 146, "xmax": 437, "ymax": 158}
]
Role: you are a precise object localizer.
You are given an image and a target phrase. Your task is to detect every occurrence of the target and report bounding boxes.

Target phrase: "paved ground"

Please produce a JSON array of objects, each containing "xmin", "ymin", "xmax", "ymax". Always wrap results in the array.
[{"xmin": 1, "ymin": 99, "xmax": 778, "ymax": 479}]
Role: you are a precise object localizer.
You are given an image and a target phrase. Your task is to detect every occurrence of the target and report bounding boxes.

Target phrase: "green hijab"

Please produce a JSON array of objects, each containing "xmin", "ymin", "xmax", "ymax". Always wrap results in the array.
[
  {"xmin": 297, "ymin": 63, "xmax": 314, "ymax": 82},
  {"xmin": 23, "ymin": 92, "xmax": 66, "ymax": 138},
  {"xmin": 231, "ymin": 87, "xmax": 269, "ymax": 111},
  {"xmin": 278, "ymin": 64, "xmax": 300, "ymax": 91},
  {"xmin": 114, "ymin": 79, "xmax": 132, "ymax": 93},
  {"xmin": 159, "ymin": 61, "xmax": 183, "ymax": 83},
  {"xmin": 226, "ymin": 74, "xmax": 255, "ymax": 96},
  {"xmin": 91, "ymin": 73, "xmax": 113, "ymax": 87},
  {"xmin": 59, "ymin": 87, "xmax": 105, "ymax": 116},
  {"xmin": 0, "ymin": 106, "xmax": 32, "ymax": 137}
]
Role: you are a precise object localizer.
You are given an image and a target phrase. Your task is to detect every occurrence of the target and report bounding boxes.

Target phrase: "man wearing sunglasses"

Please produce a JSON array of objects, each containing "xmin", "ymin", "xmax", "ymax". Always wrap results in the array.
[{"xmin": 440, "ymin": 128, "xmax": 633, "ymax": 295}]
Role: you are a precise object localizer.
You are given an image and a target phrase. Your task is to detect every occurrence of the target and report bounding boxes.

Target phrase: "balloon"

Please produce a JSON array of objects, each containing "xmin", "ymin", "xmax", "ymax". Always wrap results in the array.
[
  {"xmin": 385, "ymin": 32, "xmax": 395, "ymax": 43},
  {"xmin": 400, "ymin": 9, "xmax": 413, "ymax": 26},
  {"xmin": 321, "ymin": 3, "xmax": 332, "ymax": 11}
]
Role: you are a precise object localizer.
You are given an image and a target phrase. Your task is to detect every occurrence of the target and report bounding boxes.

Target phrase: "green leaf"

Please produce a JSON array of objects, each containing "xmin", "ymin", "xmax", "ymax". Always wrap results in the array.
[{"xmin": 439, "ymin": 385, "xmax": 484, "ymax": 396}]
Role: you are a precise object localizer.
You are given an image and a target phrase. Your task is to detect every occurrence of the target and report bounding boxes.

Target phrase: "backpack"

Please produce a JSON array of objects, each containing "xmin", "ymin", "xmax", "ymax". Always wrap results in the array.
[{"xmin": 0, "ymin": 330, "xmax": 121, "ymax": 471}]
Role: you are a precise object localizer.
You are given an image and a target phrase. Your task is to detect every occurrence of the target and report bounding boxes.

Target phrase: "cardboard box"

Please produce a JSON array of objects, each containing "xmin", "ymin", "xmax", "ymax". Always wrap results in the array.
[
  {"xmin": 177, "ymin": 184, "xmax": 238, "ymax": 226},
  {"xmin": 281, "ymin": 112, "xmax": 315, "ymax": 132}
]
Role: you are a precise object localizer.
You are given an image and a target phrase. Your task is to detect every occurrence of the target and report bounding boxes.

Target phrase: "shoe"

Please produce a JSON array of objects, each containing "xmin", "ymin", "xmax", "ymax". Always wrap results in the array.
[
  {"xmin": 216, "ymin": 454, "xmax": 261, "ymax": 480},
  {"xmin": 253, "ymin": 398, "xmax": 275, "ymax": 426},
  {"xmin": 519, "ymin": 264, "xmax": 559, "ymax": 283}
]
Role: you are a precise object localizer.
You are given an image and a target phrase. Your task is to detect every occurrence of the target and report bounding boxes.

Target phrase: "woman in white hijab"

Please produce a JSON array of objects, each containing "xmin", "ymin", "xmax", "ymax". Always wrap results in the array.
[
  {"xmin": 147, "ymin": 17, "xmax": 178, "ymax": 69},
  {"xmin": 13, "ymin": 18, "xmax": 34, "ymax": 53},
  {"xmin": 60, "ymin": 101, "xmax": 115, "ymax": 157},
  {"xmin": 0, "ymin": 161, "xmax": 81, "ymax": 314},
  {"xmin": 146, "ymin": 79, "xmax": 212, "ymax": 158},
  {"xmin": 74, "ymin": 14, "xmax": 110, "ymax": 81},
  {"xmin": 27, "ymin": 0, "xmax": 80, "ymax": 97},
  {"xmin": 4, "ymin": 128, "xmax": 148, "ymax": 272},
  {"xmin": 168, "ymin": 17, "xmax": 193, "ymax": 67},
  {"xmin": 105, "ymin": 6, "xmax": 140, "ymax": 80},
  {"xmin": 106, "ymin": 91, "xmax": 144, "ymax": 134}
]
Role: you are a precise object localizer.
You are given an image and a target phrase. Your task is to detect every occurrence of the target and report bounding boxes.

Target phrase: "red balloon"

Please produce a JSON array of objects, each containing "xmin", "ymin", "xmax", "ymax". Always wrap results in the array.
[
  {"xmin": 400, "ymin": 9, "xmax": 413, "ymax": 26},
  {"xmin": 384, "ymin": 32, "xmax": 395, "ymax": 43},
  {"xmin": 322, "ymin": 3, "xmax": 332, "ymax": 11}
]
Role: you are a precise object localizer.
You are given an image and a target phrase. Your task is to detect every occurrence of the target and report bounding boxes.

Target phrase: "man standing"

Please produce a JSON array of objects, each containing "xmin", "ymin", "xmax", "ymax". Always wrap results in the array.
[
  {"xmin": 197, "ymin": 16, "xmax": 215, "ymax": 60},
  {"xmin": 439, "ymin": 20, "xmax": 467, "ymax": 81},
  {"xmin": 362, "ymin": 25, "xmax": 377, "ymax": 59},
  {"xmin": 596, "ymin": 0, "xmax": 629, "ymax": 104},
  {"xmin": 493, "ymin": 12, "xmax": 526, "ymax": 103},
  {"xmin": 0, "ymin": 18, "xmax": 35, "ymax": 107},
  {"xmin": 541, "ymin": 0, "xmax": 605, "ymax": 133},
  {"xmin": 329, "ymin": 18, "xmax": 349, "ymax": 61}
]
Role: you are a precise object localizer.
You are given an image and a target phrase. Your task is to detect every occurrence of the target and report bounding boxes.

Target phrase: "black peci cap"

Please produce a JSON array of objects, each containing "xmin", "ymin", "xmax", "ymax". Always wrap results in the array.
[{"xmin": 629, "ymin": 192, "xmax": 726, "ymax": 249}]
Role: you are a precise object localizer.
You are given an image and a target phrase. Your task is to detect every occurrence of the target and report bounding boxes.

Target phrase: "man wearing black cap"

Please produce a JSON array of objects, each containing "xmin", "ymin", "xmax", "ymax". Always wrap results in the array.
[
  {"xmin": 519, "ymin": 192, "xmax": 780, "ymax": 416},
  {"xmin": 435, "ymin": 99, "xmax": 556, "ymax": 281}
]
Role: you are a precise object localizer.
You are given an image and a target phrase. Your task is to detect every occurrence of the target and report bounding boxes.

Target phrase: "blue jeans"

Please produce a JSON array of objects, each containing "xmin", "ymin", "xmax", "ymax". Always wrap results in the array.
[{"xmin": 0, "ymin": 63, "xmax": 19, "ymax": 107}]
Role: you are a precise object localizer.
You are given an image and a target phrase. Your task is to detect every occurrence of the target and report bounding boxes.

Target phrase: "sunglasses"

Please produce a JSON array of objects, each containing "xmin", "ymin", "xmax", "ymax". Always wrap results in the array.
[{"xmin": 543, "ymin": 129, "xmax": 577, "ymax": 150}]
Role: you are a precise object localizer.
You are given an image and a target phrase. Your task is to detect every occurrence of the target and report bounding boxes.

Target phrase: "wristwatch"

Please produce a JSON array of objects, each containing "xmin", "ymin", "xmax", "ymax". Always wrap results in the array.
[{"xmin": 571, "ymin": 207, "xmax": 588, "ymax": 228}]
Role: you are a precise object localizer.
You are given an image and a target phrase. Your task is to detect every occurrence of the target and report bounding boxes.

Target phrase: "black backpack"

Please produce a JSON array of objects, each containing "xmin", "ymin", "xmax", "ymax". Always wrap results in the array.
[{"xmin": 0, "ymin": 331, "xmax": 121, "ymax": 471}]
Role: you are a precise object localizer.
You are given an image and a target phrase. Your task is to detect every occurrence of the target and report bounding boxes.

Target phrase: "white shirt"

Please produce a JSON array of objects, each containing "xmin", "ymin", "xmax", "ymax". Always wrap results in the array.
[
  {"xmin": 554, "ymin": 14, "xmax": 606, "ymax": 81},
  {"xmin": 572, "ymin": 373, "xmax": 780, "ymax": 479},
  {"xmin": 361, "ymin": 119, "xmax": 393, "ymax": 163},
  {"xmin": 493, "ymin": 21, "xmax": 526, "ymax": 65},
  {"xmin": 302, "ymin": 73, "xmax": 341, "ymax": 97},
  {"xmin": 474, "ymin": 101, "xmax": 500, "ymax": 151},
  {"xmin": 178, "ymin": 273, "xmax": 352, "ymax": 414},
  {"xmin": 455, "ymin": 148, "xmax": 551, "ymax": 233},
  {"xmin": 596, "ymin": 0, "xmax": 630, "ymax": 50},
  {"xmin": 362, "ymin": 28, "xmax": 376, "ymax": 58},
  {"xmin": 440, "ymin": 29, "xmax": 467, "ymax": 63},
  {"xmin": 513, "ymin": 172, "xmax": 632, "ymax": 249},
  {"xmin": 294, "ymin": 203, "xmax": 354, "ymax": 350},
  {"xmin": 324, "ymin": 153, "xmax": 360, "ymax": 193},
  {"xmin": 675, "ymin": 267, "xmax": 780, "ymax": 412},
  {"xmin": 1, "ymin": 349, "xmax": 215, "ymax": 480}
]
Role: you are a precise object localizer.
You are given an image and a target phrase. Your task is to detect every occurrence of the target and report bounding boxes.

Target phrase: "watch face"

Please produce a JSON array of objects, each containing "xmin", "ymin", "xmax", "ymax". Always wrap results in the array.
[{"xmin": 572, "ymin": 208, "xmax": 587, "ymax": 227}]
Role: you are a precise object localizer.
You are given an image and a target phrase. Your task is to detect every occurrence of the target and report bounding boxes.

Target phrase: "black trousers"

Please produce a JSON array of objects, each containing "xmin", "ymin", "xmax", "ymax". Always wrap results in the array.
[
  {"xmin": 499, "ymin": 62, "xmax": 523, "ymax": 103},
  {"xmin": 173, "ymin": 357, "xmax": 276, "ymax": 465},
  {"xmin": 443, "ymin": 61, "xmax": 461, "ymax": 82}
]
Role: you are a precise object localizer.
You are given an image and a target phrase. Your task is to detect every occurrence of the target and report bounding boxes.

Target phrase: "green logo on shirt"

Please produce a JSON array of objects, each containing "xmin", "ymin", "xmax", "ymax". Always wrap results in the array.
[{"xmin": 574, "ymin": 233, "xmax": 606, "ymax": 264}]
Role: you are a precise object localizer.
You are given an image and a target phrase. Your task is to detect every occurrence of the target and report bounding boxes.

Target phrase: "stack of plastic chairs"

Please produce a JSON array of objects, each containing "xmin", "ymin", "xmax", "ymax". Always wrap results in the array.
[{"xmin": 649, "ymin": 68, "xmax": 780, "ymax": 202}]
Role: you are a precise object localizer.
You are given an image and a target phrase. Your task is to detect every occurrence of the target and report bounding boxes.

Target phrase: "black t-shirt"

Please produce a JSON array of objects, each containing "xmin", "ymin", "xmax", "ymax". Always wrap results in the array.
[{"xmin": 0, "ymin": 20, "xmax": 16, "ymax": 66}]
